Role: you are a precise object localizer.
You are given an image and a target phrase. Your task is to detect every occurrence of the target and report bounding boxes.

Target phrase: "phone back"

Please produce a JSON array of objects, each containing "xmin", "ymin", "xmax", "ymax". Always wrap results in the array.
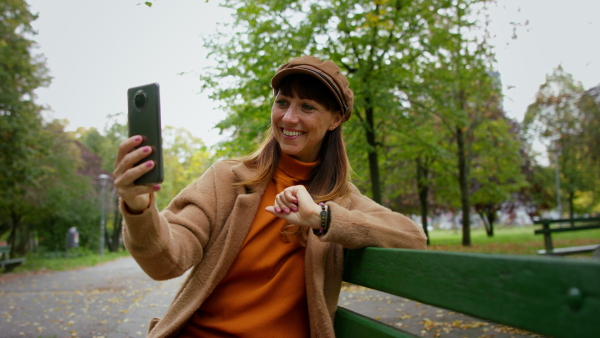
[{"xmin": 127, "ymin": 83, "xmax": 163, "ymax": 185}]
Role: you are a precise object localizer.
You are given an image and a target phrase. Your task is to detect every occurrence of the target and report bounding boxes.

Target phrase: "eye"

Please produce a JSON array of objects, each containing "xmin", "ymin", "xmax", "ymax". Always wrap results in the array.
[
  {"xmin": 301, "ymin": 103, "xmax": 316, "ymax": 111},
  {"xmin": 276, "ymin": 99, "xmax": 289, "ymax": 108}
]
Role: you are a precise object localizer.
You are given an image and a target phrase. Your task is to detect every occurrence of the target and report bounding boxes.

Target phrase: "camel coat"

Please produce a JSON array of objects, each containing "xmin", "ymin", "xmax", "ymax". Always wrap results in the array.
[{"xmin": 122, "ymin": 160, "xmax": 427, "ymax": 337}]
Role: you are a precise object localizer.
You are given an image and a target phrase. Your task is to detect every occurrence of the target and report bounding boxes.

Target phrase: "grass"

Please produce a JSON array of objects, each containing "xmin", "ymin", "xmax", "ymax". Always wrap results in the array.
[
  {"xmin": 3, "ymin": 225, "xmax": 599, "ymax": 275},
  {"xmin": 428, "ymin": 225, "xmax": 600, "ymax": 256},
  {"xmin": 3, "ymin": 248, "xmax": 131, "ymax": 275}
]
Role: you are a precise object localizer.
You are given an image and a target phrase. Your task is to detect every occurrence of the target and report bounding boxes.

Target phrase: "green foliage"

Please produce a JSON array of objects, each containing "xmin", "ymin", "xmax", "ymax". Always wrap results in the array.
[
  {"xmin": 10, "ymin": 248, "xmax": 130, "ymax": 273},
  {"xmin": 201, "ymin": 0, "xmax": 499, "ymax": 203},
  {"xmin": 76, "ymin": 113, "xmax": 128, "ymax": 173},
  {"xmin": 31, "ymin": 121, "xmax": 99, "ymax": 252},
  {"xmin": 76, "ymin": 114, "xmax": 129, "ymax": 253},
  {"xmin": 0, "ymin": 118, "xmax": 102, "ymax": 255},
  {"xmin": 197, "ymin": 0, "xmax": 531, "ymax": 246},
  {"xmin": 156, "ymin": 126, "xmax": 212, "ymax": 209},
  {"xmin": 522, "ymin": 66, "xmax": 598, "ymax": 217},
  {"xmin": 0, "ymin": 0, "xmax": 51, "ymax": 252}
]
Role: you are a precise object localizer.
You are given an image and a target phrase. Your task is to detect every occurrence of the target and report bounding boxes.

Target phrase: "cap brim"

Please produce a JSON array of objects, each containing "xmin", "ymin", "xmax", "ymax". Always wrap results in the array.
[{"xmin": 271, "ymin": 68, "xmax": 346, "ymax": 117}]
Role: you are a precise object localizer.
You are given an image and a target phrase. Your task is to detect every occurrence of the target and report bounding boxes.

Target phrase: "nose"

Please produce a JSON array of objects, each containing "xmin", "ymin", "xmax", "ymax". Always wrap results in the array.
[{"xmin": 282, "ymin": 104, "xmax": 299, "ymax": 124}]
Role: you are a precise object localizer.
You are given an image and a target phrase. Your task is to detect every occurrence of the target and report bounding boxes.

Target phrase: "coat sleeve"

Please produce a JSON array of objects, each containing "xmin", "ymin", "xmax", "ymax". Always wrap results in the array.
[
  {"xmin": 317, "ymin": 185, "xmax": 427, "ymax": 249},
  {"xmin": 121, "ymin": 164, "xmax": 223, "ymax": 280}
]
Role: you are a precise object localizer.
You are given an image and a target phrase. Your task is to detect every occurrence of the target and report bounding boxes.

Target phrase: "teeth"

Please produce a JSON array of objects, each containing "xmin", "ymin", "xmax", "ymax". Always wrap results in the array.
[{"xmin": 283, "ymin": 129, "xmax": 303, "ymax": 136}]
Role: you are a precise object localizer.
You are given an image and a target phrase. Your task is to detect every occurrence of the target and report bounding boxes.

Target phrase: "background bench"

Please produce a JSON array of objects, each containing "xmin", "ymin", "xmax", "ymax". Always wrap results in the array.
[
  {"xmin": 334, "ymin": 248, "xmax": 599, "ymax": 338},
  {"xmin": 534, "ymin": 217, "xmax": 600, "ymax": 256},
  {"xmin": 0, "ymin": 245, "xmax": 26, "ymax": 273}
]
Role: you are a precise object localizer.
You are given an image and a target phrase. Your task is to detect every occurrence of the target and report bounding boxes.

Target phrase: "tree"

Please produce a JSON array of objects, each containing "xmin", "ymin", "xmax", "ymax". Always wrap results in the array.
[
  {"xmin": 394, "ymin": 3, "xmax": 512, "ymax": 245},
  {"xmin": 0, "ymin": 0, "xmax": 50, "ymax": 256},
  {"xmin": 523, "ymin": 66, "xmax": 591, "ymax": 219},
  {"xmin": 157, "ymin": 126, "xmax": 212, "ymax": 209},
  {"xmin": 75, "ymin": 113, "xmax": 128, "ymax": 252},
  {"xmin": 200, "ymin": 0, "xmax": 494, "ymax": 207},
  {"xmin": 30, "ymin": 121, "xmax": 100, "ymax": 253},
  {"xmin": 76, "ymin": 114, "xmax": 128, "ymax": 253},
  {"xmin": 577, "ymin": 84, "xmax": 600, "ymax": 213},
  {"xmin": 76, "ymin": 117, "xmax": 214, "ymax": 251},
  {"xmin": 470, "ymin": 117, "xmax": 526, "ymax": 236}
]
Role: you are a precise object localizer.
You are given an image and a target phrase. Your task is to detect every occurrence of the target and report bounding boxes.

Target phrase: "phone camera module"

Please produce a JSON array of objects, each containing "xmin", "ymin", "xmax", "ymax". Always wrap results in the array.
[{"xmin": 134, "ymin": 90, "xmax": 147, "ymax": 110}]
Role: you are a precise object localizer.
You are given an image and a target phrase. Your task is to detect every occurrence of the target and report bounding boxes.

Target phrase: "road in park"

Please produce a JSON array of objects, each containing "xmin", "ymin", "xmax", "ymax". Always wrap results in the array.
[{"xmin": 0, "ymin": 256, "xmax": 538, "ymax": 337}]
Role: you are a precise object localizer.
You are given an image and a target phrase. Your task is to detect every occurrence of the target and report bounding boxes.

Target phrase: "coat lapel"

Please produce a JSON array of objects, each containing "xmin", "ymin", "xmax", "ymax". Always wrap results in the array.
[{"xmin": 306, "ymin": 233, "xmax": 334, "ymax": 335}]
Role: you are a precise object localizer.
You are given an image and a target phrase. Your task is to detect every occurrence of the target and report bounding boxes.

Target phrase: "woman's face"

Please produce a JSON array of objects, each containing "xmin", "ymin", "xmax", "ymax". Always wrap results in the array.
[{"xmin": 272, "ymin": 92, "xmax": 342, "ymax": 163}]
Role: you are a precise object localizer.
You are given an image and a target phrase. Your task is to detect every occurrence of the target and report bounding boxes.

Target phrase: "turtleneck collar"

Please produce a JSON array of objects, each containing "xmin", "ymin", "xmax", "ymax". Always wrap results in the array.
[{"xmin": 277, "ymin": 152, "xmax": 319, "ymax": 181}]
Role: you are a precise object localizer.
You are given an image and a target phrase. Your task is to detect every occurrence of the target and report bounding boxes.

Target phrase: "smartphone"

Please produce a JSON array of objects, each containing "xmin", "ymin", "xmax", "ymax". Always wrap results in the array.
[{"xmin": 127, "ymin": 83, "xmax": 164, "ymax": 185}]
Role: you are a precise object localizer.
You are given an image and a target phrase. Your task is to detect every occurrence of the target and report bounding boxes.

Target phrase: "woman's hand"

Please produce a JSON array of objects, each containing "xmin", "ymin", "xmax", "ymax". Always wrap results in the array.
[
  {"xmin": 113, "ymin": 135, "xmax": 161, "ymax": 213},
  {"xmin": 265, "ymin": 185, "xmax": 322, "ymax": 229}
]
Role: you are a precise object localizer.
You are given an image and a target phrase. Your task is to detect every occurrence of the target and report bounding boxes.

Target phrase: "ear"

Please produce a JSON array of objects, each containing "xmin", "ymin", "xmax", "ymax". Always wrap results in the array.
[{"xmin": 329, "ymin": 112, "xmax": 343, "ymax": 131}]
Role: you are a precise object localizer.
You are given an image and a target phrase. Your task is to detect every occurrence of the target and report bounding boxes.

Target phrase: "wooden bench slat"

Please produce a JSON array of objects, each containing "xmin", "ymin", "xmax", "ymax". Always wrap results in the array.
[
  {"xmin": 335, "ymin": 307, "xmax": 417, "ymax": 338},
  {"xmin": 0, "ymin": 258, "xmax": 26, "ymax": 266},
  {"xmin": 534, "ymin": 223, "xmax": 600, "ymax": 234},
  {"xmin": 537, "ymin": 244, "xmax": 600, "ymax": 255},
  {"xmin": 534, "ymin": 216, "xmax": 600, "ymax": 225},
  {"xmin": 342, "ymin": 248, "xmax": 600, "ymax": 338}
]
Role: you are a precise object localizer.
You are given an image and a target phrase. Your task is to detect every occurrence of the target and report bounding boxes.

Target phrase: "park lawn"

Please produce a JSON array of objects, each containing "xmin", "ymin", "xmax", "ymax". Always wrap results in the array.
[
  {"xmin": 4, "ymin": 225, "xmax": 600, "ymax": 275},
  {"xmin": 428, "ymin": 225, "xmax": 600, "ymax": 256},
  {"xmin": 4, "ymin": 249, "xmax": 131, "ymax": 275}
]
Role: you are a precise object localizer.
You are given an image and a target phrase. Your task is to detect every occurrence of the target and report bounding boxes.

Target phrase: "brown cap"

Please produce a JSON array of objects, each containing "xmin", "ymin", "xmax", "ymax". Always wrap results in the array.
[{"xmin": 271, "ymin": 55, "xmax": 354, "ymax": 121}]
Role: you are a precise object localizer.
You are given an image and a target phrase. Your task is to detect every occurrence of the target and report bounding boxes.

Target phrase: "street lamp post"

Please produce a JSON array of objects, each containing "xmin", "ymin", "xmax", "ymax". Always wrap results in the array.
[{"xmin": 98, "ymin": 174, "xmax": 110, "ymax": 256}]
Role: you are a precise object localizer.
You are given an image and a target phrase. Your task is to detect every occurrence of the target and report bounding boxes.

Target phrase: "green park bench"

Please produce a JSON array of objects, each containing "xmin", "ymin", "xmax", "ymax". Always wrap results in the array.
[
  {"xmin": 334, "ymin": 248, "xmax": 599, "ymax": 338},
  {"xmin": 534, "ymin": 217, "xmax": 600, "ymax": 256},
  {"xmin": 0, "ymin": 245, "xmax": 26, "ymax": 273}
]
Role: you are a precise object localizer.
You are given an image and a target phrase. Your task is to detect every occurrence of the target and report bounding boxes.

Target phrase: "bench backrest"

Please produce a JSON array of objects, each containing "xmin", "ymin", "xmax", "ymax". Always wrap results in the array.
[
  {"xmin": 0, "ymin": 245, "xmax": 9, "ymax": 253},
  {"xmin": 534, "ymin": 216, "xmax": 600, "ymax": 226},
  {"xmin": 534, "ymin": 219, "xmax": 600, "ymax": 235},
  {"xmin": 335, "ymin": 248, "xmax": 600, "ymax": 338}
]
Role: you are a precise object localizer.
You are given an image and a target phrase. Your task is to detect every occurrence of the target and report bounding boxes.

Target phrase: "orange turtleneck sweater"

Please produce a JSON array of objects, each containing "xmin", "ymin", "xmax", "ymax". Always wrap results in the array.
[{"xmin": 180, "ymin": 153, "xmax": 316, "ymax": 337}]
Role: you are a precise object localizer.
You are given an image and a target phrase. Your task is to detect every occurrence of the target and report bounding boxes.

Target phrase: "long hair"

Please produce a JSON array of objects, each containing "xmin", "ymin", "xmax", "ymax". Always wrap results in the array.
[{"xmin": 236, "ymin": 74, "xmax": 352, "ymax": 244}]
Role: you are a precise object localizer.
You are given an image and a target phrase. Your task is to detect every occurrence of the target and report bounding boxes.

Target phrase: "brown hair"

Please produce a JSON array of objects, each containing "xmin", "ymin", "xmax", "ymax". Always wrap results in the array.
[{"xmin": 237, "ymin": 74, "xmax": 352, "ymax": 244}]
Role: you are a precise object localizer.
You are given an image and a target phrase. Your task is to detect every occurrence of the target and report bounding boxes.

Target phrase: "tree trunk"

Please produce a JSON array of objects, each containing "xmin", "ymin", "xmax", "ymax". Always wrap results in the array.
[
  {"xmin": 365, "ymin": 102, "xmax": 381, "ymax": 204},
  {"xmin": 416, "ymin": 157, "xmax": 430, "ymax": 245},
  {"xmin": 478, "ymin": 211, "xmax": 491, "ymax": 236},
  {"xmin": 8, "ymin": 210, "xmax": 22, "ymax": 258},
  {"xmin": 475, "ymin": 204, "xmax": 496, "ymax": 237},
  {"xmin": 486, "ymin": 208, "xmax": 496, "ymax": 237},
  {"xmin": 569, "ymin": 191, "xmax": 575, "ymax": 227},
  {"xmin": 457, "ymin": 127, "xmax": 471, "ymax": 246}
]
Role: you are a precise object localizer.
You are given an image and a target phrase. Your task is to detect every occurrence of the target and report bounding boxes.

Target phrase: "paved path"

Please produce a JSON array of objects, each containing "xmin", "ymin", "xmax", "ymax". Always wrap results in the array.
[{"xmin": 0, "ymin": 257, "xmax": 538, "ymax": 337}]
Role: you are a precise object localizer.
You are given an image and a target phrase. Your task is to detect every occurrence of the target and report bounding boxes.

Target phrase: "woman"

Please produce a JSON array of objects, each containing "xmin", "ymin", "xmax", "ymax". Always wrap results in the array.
[{"xmin": 114, "ymin": 55, "xmax": 427, "ymax": 337}]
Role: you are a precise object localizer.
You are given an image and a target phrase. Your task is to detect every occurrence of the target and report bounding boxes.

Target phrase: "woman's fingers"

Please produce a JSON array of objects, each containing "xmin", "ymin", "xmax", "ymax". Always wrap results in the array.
[
  {"xmin": 115, "ymin": 135, "xmax": 143, "ymax": 167},
  {"xmin": 266, "ymin": 185, "xmax": 322, "ymax": 228},
  {"xmin": 113, "ymin": 135, "xmax": 159, "ymax": 213},
  {"xmin": 274, "ymin": 187, "xmax": 300, "ymax": 213},
  {"xmin": 113, "ymin": 136, "xmax": 155, "ymax": 184}
]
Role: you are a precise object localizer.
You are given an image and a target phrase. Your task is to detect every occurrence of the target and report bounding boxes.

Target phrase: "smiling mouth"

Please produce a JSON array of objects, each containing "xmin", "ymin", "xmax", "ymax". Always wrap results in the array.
[{"xmin": 282, "ymin": 128, "xmax": 305, "ymax": 137}]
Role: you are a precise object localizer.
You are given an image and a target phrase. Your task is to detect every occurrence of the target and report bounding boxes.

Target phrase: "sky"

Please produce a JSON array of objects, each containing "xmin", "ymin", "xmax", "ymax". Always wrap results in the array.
[{"xmin": 27, "ymin": 0, "xmax": 600, "ymax": 148}]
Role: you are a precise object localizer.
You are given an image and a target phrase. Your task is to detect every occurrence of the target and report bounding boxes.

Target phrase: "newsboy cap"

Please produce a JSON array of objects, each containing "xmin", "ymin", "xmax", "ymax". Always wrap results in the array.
[{"xmin": 271, "ymin": 55, "xmax": 354, "ymax": 121}]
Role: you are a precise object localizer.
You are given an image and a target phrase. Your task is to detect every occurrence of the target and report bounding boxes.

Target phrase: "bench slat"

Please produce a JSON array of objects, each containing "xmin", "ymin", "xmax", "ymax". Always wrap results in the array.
[
  {"xmin": 342, "ymin": 248, "xmax": 600, "ymax": 338},
  {"xmin": 537, "ymin": 244, "xmax": 600, "ymax": 255},
  {"xmin": 534, "ymin": 223, "xmax": 600, "ymax": 234},
  {"xmin": 335, "ymin": 307, "xmax": 417, "ymax": 338},
  {"xmin": 0, "ymin": 258, "xmax": 26, "ymax": 266},
  {"xmin": 534, "ymin": 216, "xmax": 600, "ymax": 225}
]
